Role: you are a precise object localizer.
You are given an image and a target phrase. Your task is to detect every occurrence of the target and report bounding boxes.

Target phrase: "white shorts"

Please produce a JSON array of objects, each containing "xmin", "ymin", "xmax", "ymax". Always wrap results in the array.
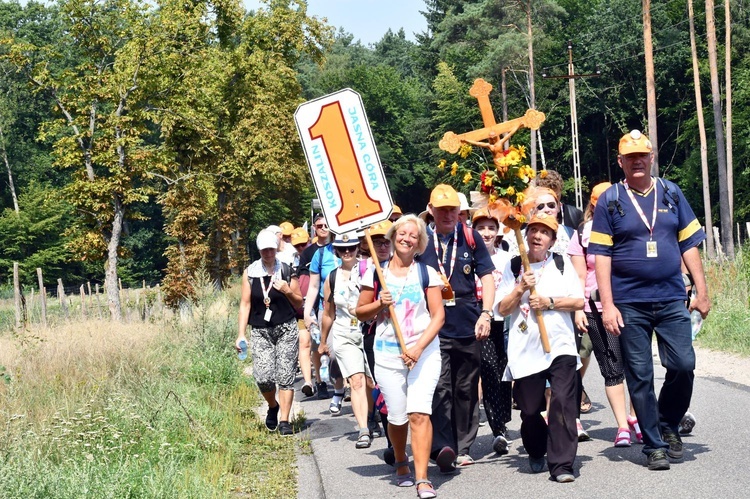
[{"xmin": 374, "ymin": 340, "xmax": 441, "ymax": 426}]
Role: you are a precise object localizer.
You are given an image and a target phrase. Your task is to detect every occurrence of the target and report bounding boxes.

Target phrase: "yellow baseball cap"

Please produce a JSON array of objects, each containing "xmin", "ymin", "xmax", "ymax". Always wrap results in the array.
[
  {"xmin": 527, "ymin": 212, "xmax": 558, "ymax": 234},
  {"xmin": 279, "ymin": 221, "xmax": 294, "ymax": 236},
  {"xmin": 430, "ymin": 184, "xmax": 461, "ymax": 208},
  {"xmin": 619, "ymin": 130, "xmax": 653, "ymax": 155},
  {"xmin": 392, "ymin": 205, "xmax": 402, "ymax": 216},
  {"xmin": 368, "ymin": 220, "xmax": 393, "ymax": 237},
  {"xmin": 471, "ymin": 208, "xmax": 498, "ymax": 224},
  {"xmin": 290, "ymin": 227, "xmax": 309, "ymax": 246},
  {"xmin": 590, "ymin": 182, "xmax": 612, "ymax": 207}
]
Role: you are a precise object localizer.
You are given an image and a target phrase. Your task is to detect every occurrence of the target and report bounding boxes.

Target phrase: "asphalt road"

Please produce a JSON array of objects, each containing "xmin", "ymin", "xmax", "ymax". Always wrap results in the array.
[{"xmin": 291, "ymin": 346, "xmax": 749, "ymax": 498}]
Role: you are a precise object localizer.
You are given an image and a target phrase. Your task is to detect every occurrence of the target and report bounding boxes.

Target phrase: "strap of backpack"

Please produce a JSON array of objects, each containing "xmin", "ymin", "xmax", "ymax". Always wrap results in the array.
[
  {"xmin": 463, "ymin": 223, "xmax": 476, "ymax": 250},
  {"xmin": 511, "ymin": 256, "xmax": 522, "ymax": 280},
  {"xmin": 327, "ymin": 267, "xmax": 337, "ymax": 303}
]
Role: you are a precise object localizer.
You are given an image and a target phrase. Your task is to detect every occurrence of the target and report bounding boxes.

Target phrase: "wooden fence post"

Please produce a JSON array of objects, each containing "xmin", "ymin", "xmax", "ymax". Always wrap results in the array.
[
  {"xmin": 13, "ymin": 262, "xmax": 21, "ymax": 329},
  {"xmin": 38, "ymin": 268, "xmax": 47, "ymax": 328},
  {"xmin": 712, "ymin": 227, "xmax": 724, "ymax": 259},
  {"xmin": 80, "ymin": 285, "xmax": 87, "ymax": 320},
  {"xmin": 57, "ymin": 278, "xmax": 68, "ymax": 318},
  {"xmin": 95, "ymin": 283, "xmax": 103, "ymax": 319}
]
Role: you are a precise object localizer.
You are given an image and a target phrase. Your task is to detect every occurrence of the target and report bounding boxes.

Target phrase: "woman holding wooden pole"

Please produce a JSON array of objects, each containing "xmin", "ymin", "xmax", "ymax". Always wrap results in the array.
[{"xmin": 356, "ymin": 214, "xmax": 445, "ymax": 499}]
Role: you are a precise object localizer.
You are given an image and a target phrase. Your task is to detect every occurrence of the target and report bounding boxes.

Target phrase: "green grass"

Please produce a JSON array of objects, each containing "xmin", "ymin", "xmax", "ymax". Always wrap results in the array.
[
  {"xmin": 695, "ymin": 247, "xmax": 750, "ymax": 355},
  {"xmin": 0, "ymin": 281, "xmax": 298, "ymax": 498}
]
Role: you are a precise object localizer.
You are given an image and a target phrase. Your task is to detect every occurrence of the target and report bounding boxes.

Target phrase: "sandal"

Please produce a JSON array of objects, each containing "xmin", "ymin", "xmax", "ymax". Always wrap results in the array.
[
  {"xmin": 627, "ymin": 416, "xmax": 643, "ymax": 444},
  {"xmin": 329, "ymin": 399, "xmax": 342, "ymax": 416},
  {"xmin": 580, "ymin": 389, "xmax": 592, "ymax": 413},
  {"xmin": 355, "ymin": 429, "xmax": 372, "ymax": 449},
  {"xmin": 394, "ymin": 459, "xmax": 414, "ymax": 487},
  {"xmin": 614, "ymin": 428, "xmax": 631, "ymax": 447},
  {"xmin": 416, "ymin": 479, "xmax": 437, "ymax": 499}
]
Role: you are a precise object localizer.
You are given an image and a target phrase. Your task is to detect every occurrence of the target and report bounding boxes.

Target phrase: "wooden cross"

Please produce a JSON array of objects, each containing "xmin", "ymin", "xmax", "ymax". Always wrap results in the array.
[{"xmin": 439, "ymin": 78, "xmax": 546, "ymax": 154}]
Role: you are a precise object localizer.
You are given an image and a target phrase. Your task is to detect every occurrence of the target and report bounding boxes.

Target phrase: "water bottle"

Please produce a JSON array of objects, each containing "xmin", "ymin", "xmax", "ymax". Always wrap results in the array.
[
  {"xmin": 319, "ymin": 354, "xmax": 330, "ymax": 382},
  {"xmin": 238, "ymin": 339, "xmax": 248, "ymax": 361},
  {"xmin": 309, "ymin": 322, "xmax": 321, "ymax": 344},
  {"xmin": 690, "ymin": 310, "xmax": 703, "ymax": 340}
]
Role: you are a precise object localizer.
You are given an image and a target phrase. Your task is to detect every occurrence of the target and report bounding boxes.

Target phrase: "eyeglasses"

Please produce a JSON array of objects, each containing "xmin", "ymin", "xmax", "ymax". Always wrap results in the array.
[
  {"xmin": 315, "ymin": 224, "xmax": 328, "ymax": 229},
  {"xmin": 536, "ymin": 201, "xmax": 558, "ymax": 211},
  {"xmin": 372, "ymin": 239, "xmax": 391, "ymax": 247}
]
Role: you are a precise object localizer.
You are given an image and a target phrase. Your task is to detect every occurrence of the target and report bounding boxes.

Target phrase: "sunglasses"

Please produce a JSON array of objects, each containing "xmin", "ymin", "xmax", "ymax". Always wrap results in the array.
[
  {"xmin": 315, "ymin": 224, "xmax": 328, "ymax": 229},
  {"xmin": 536, "ymin": 201, "xmax": 558, "ymax": 211},
  {"xmin": 337, "ymin": 246, "xmax": 357, "ymax": 253},
  {"xmin": 372, "ymin": 239, "xmax": 391, "ymax": 247}
]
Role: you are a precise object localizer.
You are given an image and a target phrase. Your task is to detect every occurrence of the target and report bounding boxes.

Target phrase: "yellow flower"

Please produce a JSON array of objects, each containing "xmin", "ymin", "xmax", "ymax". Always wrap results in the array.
[
  {"xmin": 484, "ymin": 174, "xmax": 494, "ymax": 187},
  {"xmin": 517, "ymin": 145, "xmax": 527, "ymax": 159},
  {"xmin": 438, "ymin": 159, "xmax": 446, "ymax": 170},
  {"xmin": 458, "ymin": 144, "xmax": 472, "ymax": 158},
  {"xmin": 518, "ymin": 214, "xmax": 527, "ymax": 224},
  {"xmin": 506, "ymin": 186, "xmax": 515, "ymax": 196},
  {"xmin": 539, "ymin": 169, "xmax": 548, "ymax": 179},
  {"xmin": 506, "ymin": 150, "xmax": 520, "ymax": 164},
  {"xmin": 527, "ymin": 167, "xmax": 536, "ymax": 179},
  {"xmin": 489, "ymin": 193, "xmax": 497, "ymax": 203},
  {"xmin": 450, "ymin": 162, "xmax": 458, "ymax": 176},
  {"xmin": 516, "ymin": 192, "xmax": 525, "ymax": 204}
]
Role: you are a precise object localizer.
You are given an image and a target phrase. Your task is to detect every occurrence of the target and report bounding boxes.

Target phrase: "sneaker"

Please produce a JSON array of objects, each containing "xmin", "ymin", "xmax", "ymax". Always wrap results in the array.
[
  {"xmin": 492, "ymin": 433, "xmax": 509, "ymax": 455},
  {"xmin": 368, "ymin": 417, "xmax": 382, "ymax": 438},
  {"xmin": 556, "ymin": 473, "xmax": 575, "ymax": 483},
  {"xmin": 383, "ymin": 447, "xmax": 396, "ymax": 467},
  {"xmin": 529, "ymin": 456, "xmax": 546, "ymax": 473},
  {"xmin": 301, "ymin": 381, "xmax": 315, "ymax": 397},
  {"xmin": 435, "ymin": 446, "xmax": 456, "ymax": 474},
  {"xmin": 647, "ymin": 449, "xmax": 670, "ymax": 470},
  {"xmin": 576, "ymin": 419, "xmax": 591, "ymax": 442},
  {"xmin": 343, "ymin": 387, "xmax": 351, "ymax": 402},
  {"xmin": 456, "ymin": 454, "xmax": 474, "ymax": 466},
  {"xmin": 679, "ymin": 412, "xmax": 696, "ymax": 435},
  {"xmin": 278, "ymin": 421, "xmax": 294, "ymax": 436},
  {"xmin": 317, "ymin": 382, "xmax": 330, "ymax": 400},
  {"xmin": 627, "ymin": 415, "xmax": 643, "ymax": 444},
  {"xmin": 614, "ymin": 428, "xmax": 631, "ymax": 447},
  {"xmin": 265, "ymin": 404, "xmax": 279, "ymax": 431},
  {"xmin": 662, "ymin": 429, "xmax": 683, "ymax": 460}
]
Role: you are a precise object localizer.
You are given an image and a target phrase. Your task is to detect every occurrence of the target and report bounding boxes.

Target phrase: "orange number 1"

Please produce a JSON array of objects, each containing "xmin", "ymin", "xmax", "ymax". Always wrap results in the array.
[{"xmin": 309, "ymin": 101, "xmax": 382, "ymax": 226}]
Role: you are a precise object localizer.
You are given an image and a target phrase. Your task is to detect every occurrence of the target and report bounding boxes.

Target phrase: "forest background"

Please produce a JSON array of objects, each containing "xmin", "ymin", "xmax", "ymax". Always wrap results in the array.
[{"xmin": 0, "ymin": 0, "xmax": 747, "ymax": 317}]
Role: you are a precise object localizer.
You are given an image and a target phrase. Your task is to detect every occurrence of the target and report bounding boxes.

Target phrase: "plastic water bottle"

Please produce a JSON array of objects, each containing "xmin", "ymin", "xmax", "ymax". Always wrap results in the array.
[
  {"xmin": 690, "ymin": 310, "xmax": 703, "ymax": 340},
  {"xmin": 319, "ymin": 354, "xmax": 330, "ymax": 382},
  {"xmin": 238, "ymin": 339, "xmax": 248, "ymax": 361},
  {"xmin": 309, "ymin": 322, "xmax": 321, "ymax": 344}
]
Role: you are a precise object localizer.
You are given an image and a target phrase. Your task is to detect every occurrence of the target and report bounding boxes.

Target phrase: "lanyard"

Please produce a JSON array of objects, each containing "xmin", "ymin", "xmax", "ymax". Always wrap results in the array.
[
  {"xmin": 432, "ymin": 225, "xmax": 458, "ymax": 280},
  {"xmin": 623, "ymin": 179, "xmax": 657, "ymax": 240},
  {"xmin": 260, "ymin": 260, "xmax": 279, "ymax": 307}
]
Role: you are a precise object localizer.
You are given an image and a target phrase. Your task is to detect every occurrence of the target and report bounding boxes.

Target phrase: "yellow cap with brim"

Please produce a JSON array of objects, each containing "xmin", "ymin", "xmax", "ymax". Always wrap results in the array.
[
  {"xmin": 279, "ymin": 221, "xmax": 294, "ymax": 236},
  {"xmin": 430, "ymin": 184, "xmax": 461, "ymax": 208},
  {"xmin": 527, "ymin": 212, "xmax": 558, "ymax": 234},
  {"xmin": 619, "ymin": 130, "xmax": 653, "ymax": 155},
  {"xmin": 368, "ymin": 220, "xmax": 393, "ymax": 237},
  {"xmin": 290, "ymin": 228, "xmax": 309, "ymax": 246},
  {"xmin": 590, "ymin": 182, "xmax": 612, "ymax": 207}
]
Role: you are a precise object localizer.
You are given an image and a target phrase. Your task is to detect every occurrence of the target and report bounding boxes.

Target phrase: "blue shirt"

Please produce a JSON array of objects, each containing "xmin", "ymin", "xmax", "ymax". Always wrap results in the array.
[
  {"xmin": 417, "ymin": 223, "xmax": 495, "ymax": 339},
  {"xmin": 588, "ymin": 179, "xmax": 705, "ymax": 303},
  {"xmin": 309, "ymin": 243, "xmax": 340, "ymax": 300}
]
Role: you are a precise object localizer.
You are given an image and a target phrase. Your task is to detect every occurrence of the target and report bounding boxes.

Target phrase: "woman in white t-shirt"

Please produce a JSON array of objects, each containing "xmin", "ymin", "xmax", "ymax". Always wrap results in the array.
[
  {"xmin": 356, "ymin": 215, "xmax": 444, "ymax": 499},
  {"xmin": 497, "ymin": 213, "xmax": 584, "ymax": 483}
]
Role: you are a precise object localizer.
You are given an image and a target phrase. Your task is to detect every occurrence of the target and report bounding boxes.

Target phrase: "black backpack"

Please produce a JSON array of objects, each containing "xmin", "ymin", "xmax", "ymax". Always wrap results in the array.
[{"xmin": 510, "ymin": 253, "xmax": 565, "ymax": 280}]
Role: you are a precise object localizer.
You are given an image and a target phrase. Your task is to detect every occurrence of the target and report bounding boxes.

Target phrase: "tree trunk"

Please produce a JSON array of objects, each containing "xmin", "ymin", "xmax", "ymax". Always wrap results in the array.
[
  {"xmin": 706, "ymin": 0, "xmax": 735, "ymax": 259},
  {"xmin": 0, "ymin": 125, "xmax": 19, "ymax": 214},
  {"xmin": 643, "ymin": 0, "xmax": 659, "ymax": 175},
  {"xmin": 105, "ymin": 195, "xmax": 124, "ymax": 321},
  {"xmin": 689, "ymin": 0, "xmax": 715, "ymax": 258},
  {"xmin": 725, "ymin": 0, "xmax": 733, "ymax": 221},
  {"xmin": 526, "ymin": 0, "xmax": 538, "ymax": 171}
]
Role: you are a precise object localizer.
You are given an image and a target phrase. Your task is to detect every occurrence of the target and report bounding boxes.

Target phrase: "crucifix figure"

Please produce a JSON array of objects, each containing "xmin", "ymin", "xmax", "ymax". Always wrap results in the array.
[{"xmin": 438, "ymin": 78, "xmax": 545, "ymax": 155}]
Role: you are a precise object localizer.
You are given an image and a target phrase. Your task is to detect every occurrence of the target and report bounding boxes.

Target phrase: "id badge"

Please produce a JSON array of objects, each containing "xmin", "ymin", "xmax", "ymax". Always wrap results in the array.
[
  {"xmin": 441, "ymin": 276, "xmax": 456, "ymax": 306},
  {"xmin": 350, "ymin": 318, "xmax": 358, "ymax": 327},
  {"xmin": 518, "ymin": 320, "xmax": 528, "ymax": 332},
  {"xmin": 646, "ymin": 240, "xmax": 658, "ymax": 258},
  {"xmin": 264, "ymin": 307, "xmax": 273, "ymax": 322}
]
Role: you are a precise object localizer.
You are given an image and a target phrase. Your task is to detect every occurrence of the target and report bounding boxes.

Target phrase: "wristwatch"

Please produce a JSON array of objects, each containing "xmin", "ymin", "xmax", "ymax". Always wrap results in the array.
[
  {"xmin": 481, "ymin": 309, "xmax": 493, "ymax": 319},
  {"xmin": 547, "ymin": 297, "xmax": 555, "ymax": 310}
]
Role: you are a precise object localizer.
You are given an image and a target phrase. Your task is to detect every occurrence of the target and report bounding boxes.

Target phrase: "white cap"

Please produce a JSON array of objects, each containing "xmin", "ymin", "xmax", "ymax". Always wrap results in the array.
[
  {"xmin": 457, "ymin": 192, "xmax": 470, "ymax": 211},
  {"xmin": 256, "ymin": 230, "xmax": 278, "ymax": 250},
  {"xmin": 266, "ymin": 225, "xmax": 282, "ymax": 235}
]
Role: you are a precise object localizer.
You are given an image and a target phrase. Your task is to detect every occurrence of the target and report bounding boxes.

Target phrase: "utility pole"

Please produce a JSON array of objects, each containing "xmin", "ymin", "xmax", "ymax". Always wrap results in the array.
[{"xmin": 542, "ymin": 42, "xmax": 600, "ymax": 211}]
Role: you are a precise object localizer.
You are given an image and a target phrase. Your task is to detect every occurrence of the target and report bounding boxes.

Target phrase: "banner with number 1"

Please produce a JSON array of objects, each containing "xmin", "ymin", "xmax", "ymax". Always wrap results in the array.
[{"xmin": 294, "ymin": 89, "xmax": 393, "ymax": 234}]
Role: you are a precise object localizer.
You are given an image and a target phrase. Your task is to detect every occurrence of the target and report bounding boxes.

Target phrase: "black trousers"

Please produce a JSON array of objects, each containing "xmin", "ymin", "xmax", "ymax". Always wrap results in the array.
[
  {"xmin": 513, "ymin": 355, "xmax": 578, "ymax": 478},
  {"xmin": 480, "ymin": 320, "xmax": 513, "ymax": 436},
  {"xmin": 431, "ymin": 336, "xmax": 481, "ymax": 456}
]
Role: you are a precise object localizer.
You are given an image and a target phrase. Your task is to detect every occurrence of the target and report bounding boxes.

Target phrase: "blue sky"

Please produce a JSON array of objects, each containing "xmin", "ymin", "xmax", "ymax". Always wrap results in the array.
[{"xmin": 243, "ymin": 0, "xmax": 428, "ymax": 46}]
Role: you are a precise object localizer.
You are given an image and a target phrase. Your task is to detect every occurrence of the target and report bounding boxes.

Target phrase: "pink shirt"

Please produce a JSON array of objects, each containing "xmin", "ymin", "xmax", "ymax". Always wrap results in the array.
[{"xmin": 566, "ymin": 221, "xmax": 601, "ymax": 312}]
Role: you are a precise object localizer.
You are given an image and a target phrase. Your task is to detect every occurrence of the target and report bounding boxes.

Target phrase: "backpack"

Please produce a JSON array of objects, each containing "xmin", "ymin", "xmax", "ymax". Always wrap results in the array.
[
  {"xmin": 510, "ymin": 253, "xmax": 565, "ymax": 280},
  {"xmin": 248, "ymin": 262, "xmax": 294, "ymax": 309},
  {"xmin": 605, "ymin": 177, "xmax": 680, "ymax": 218}
]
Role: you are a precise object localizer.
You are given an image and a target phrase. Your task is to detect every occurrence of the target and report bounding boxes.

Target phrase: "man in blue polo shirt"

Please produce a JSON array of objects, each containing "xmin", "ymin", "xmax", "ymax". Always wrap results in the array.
[
  {"xmin": 588, "ymin": 130, "xmax": 711, "ymax": 471},
  {"xmin": 418, "ymin": 184, "xmax": 495, "ymax": 472}
]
